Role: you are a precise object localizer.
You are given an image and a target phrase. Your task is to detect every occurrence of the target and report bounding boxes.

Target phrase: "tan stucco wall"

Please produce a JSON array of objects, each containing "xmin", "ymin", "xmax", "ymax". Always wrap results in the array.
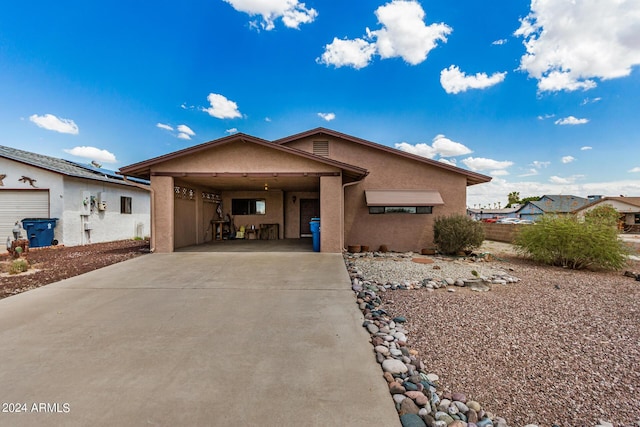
[
  {"xmin": 152, "ymin": 176, "xmax": 174, "ymax": 253},
  {"xmin": 284, "ymin": 191, "xmax": 320, "ymax": 238},
  {"xmin": 221, "ymin": 190, "xmax": 284, "ymax": 238},
  {"xmin": 285, "ymin": 136, "xmax": 469, "ymax": 252},
  {"xmin": 152, "ymin": 140, "xmax": 341, "ymax": 175},
  {"xmin": 320, "ymin": 175, "xmax": 342, "ymax": 253}
]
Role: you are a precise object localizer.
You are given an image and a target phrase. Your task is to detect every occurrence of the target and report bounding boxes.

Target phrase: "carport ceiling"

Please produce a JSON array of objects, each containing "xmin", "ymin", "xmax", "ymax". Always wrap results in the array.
[{"xmin": 177, "ymin": 175, "xmax": 321, "ymax": 192}]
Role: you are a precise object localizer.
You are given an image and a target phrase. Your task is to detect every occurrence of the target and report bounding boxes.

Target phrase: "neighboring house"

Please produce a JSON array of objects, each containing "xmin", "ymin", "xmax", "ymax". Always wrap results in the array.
[
  {"xmin": 516, "ymin": 194, "xmax": 590, "ymax": 222},
  {"xmin": 467, "ymin": 207, "xmax": 519, "ymax": 221},
  {"xmin": 119, "ymin": 128, "xmax": 491, "ymax": 253},
  {"xmin": 574, "ymin": 196, "xmax": 640, "ymax": 233},
  {"xmin": 0, "ymin": 145, "xmax": 151, "ymax": 246}
]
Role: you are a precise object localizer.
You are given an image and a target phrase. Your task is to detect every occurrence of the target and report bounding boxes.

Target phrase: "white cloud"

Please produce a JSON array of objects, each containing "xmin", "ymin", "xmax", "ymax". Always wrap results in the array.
[
  {"xmin": 581, "ymin": 97, "xmax": 602, "ymax": 105},
  {"xmin": 462, "ymin": 157, "xmax": 513, "ymax": 171},
  {"xmin": 223, "ymin": 0, "xmax": 317, "ymax": 30},
  {"xmin": 226, "ymin": 128, "xmax": 239, "ymax": 134},
  {"xmin": 318, "ymin": 0, "xmax": 451, "ymax": 68},
  {"xmin": 549, "ymin": 175, "xmax": 585, "ymax": 184},
  {"xmin": 491, "ymin": 170, "xmax": 510, "ymax": 176},
  {"xmin": 555, "ymin": 116, "xmax": 589, "ymax": 125},
  {"xmin": 318, "ymin": 112, "xmax": 336, "ymax": 121},
  {"xmin": 515, "ymin": 0, "xmax": 640, "ymax": 92},
  {"xmin": 629, "ymin": 167, "xmax": 640, "ymax": 173},
  {"xmin": 156, "ymin": 123, "xmax": 173, "ymax": 131},
  {"xmin": 532, "ymin": 160, "xmax": 550, "ymax": 169},
  {"xmin": 440, "ymin": 65, "xmax": 507, "ymax": 94},
  {"xmin": 177, "ymin": 133, "xmax": 192, "ymax": 140},
  {"xmin": 581, "ymin": 146, "xmax": 593, "ymax": 151},
  {"xmin": 203, "ymin": 93, "xmax": 242, "ymax": 119},
  {"xmin": 492, "ymin": 39, "xmax": 507, "ymax": 45},
  {"xmin": 537, "ymin": 114, "xmax": 555, "ymax": 120},
  {"xmin": 561, "ymin": 155, "xmax": 576, "ymax": 164},
  {"xmin": 177, "ymin": 124, "xmax": 195, "ymax": 136},
  {"xmin": 394, "ymin": 134, "xmax": 472, "ymax": 159},
  {"xmin": 265, "ymin": 117, "xmax": 272, "ymax": 122},
  {"xmin": 368, "ymin": 0, "xmax": 452, "ymax": 65},
  {"xmin": 29, "ymin": 113, "xmax": 79, "ymax": 135},
  {"xmin": 519, "ymin": 168, "xmax": 539, "ymax": 177},
  {"xmin": 64, "ymin": 146, "xmax": 117, "ymax": 163},
  {"xmin": 317, "ymin": 37, "xmax": 376, "ymax": 69},
  {"xmin": 438, "ymin": 158, "xmax": 456, "ymax": 166}
]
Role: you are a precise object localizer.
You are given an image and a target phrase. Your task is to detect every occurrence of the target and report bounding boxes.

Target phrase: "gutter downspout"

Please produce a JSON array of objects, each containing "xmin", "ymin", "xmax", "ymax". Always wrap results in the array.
[
  {"xmin": 122, "ymin": 175, "xmax": 155, "ymax": 253},
  {"xmin": 341, "ymin": 172, "xmax": 368, "ymax": 251}
]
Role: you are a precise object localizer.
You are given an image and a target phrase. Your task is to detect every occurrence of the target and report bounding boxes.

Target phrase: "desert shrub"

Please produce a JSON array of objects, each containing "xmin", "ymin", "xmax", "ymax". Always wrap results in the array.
[
  {"xmin": 514, "ymin": 215, "xmax": 628, "ymax": 270},
  {"xmin": 584, "ymin": 205, "xmax": 620, "ymax": 228},
  {"xmin": 9, "ymin": 259, "xmax": 29, "ymax": 274},
  {"xmin": 433, "ymin": 214, "xmax": 485, "ymax": 255}
]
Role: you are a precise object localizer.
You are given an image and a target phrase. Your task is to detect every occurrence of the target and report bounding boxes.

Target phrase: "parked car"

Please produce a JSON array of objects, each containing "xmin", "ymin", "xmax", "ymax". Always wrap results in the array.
[
  {"xmin": 496, "ymin": 217, "xmax": 520, "ymax": 224},
  {"xmin": 516, "ymin": 219, "xmax": 535, "ymax": 224}
]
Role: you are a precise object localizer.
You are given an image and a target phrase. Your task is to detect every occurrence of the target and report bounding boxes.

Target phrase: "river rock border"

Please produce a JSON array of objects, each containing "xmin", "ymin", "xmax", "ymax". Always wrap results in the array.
[{"xmin": 345, "ymin": 252, "xmax": 532, "ymax": 427}]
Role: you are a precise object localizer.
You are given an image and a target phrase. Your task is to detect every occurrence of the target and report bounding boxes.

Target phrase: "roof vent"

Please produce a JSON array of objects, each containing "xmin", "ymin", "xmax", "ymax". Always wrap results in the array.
[{"xmin": 313, "ymin": 140, "xmax": 329, "ymax": 157}]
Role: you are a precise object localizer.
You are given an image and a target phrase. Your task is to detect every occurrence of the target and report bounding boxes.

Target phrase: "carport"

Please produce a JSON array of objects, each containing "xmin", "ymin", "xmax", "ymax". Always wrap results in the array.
[{"xmin": 120, "ymin": 134, "xmax": 367, "ymax": 253}]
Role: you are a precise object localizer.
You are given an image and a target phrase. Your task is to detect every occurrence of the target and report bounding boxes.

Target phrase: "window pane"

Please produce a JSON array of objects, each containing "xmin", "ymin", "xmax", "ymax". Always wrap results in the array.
[
  {"xmin": 385, "ymin": 206, "xmax": 416, "ymax": 214},
  {"xmin": 369, "ymin": 206, "xmax": 385, "ymax": 214},
  {"xmin": 232, "ymin": 199, "xmax": 266, "ymax": 215},
  {"xmin": 255, "ymin": 200, "xmax": 266, "ymax": 214},
  {"xmin": 416, "ymin": 206, "xmax": 433, "ymax": 214}
]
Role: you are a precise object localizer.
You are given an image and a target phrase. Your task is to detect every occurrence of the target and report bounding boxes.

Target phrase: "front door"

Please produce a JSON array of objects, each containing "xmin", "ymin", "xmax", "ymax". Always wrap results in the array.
[{"xmin": 299, "ymin": 199, "xmax": 320, "ymax": 237}]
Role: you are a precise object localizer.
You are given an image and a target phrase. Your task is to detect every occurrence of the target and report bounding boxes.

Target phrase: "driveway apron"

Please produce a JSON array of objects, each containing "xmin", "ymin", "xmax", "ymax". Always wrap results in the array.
[{"xmin": 0, "ymin": 252, "xmax": 400, "ymax": 427}]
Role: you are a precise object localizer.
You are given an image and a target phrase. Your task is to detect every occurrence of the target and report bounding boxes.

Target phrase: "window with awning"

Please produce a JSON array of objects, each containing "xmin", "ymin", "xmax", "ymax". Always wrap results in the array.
[{"xmin": 365, "ymin": 190, "xmax": 443, "ymax": 214}]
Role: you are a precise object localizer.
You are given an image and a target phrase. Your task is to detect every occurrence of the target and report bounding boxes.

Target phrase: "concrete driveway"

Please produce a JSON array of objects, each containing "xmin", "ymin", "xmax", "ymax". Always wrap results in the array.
[{"xmin": 0, "ymin": 252, "xmax": 399, "ymax": 427}]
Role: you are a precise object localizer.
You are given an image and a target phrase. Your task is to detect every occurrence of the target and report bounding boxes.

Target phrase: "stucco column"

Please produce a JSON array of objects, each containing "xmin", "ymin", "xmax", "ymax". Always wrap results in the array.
[
  {"xmin": 151, "ymin": 175, "xmax": 174, "ymax": 253},
  {"xmin": 319, "ymin": 175, "xmax": 342, "ymax": 253}
]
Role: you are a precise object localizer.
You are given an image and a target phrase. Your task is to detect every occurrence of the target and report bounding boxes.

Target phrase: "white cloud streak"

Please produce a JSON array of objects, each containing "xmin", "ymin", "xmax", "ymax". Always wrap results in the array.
[
  {"xmin": 515, "ymin": 0, "xmax": 640, "ymax": 92},
  {"xmin": 156, "ymin": 123, "xmax": 173, "ymax": 131},
  {"xmin": 440, "ymin": 65, "xmax": 507, "ymax": 94},
  {"xmin": 223, "ymin": 0, "xmax": 317, "ymax": 30},
  {"xmin": 629, "ymin": 167, "xmax": 640, "ymax": 173},
  {"xmin": 64, "ymin": 146, "xmax": 117, "ymax": 163},
  {"xmin": 561, "ymin": 155, "xmax": 576, "ymax": 164},
  {"xmin": 555, "ymin": 116, "xmax": 589, "ymax": 125},
  {"xmin": 29, "ymin": 113, "xmax": 79, "ymax": 135},
  {"xmin": 462, "ymin": 157, "xmax": 513, "ymax": 171},
  {"xmin": 581, "ymin": 146, "xmax": 593, "ymax": 151}
]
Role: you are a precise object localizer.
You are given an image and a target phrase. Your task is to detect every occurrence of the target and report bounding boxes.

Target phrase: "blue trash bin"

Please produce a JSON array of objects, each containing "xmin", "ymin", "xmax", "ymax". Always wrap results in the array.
[
  {"xmin": 310, "ymin": 217, "xmax": 320, "ymax": 252},
  {"xmin": 21, "ymin": 218, "xmax": 58, "ymax": 248}
]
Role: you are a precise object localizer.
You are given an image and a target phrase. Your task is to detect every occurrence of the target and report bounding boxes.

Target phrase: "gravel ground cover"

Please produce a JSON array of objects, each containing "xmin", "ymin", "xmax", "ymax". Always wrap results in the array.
[
  {"xmin": 351, "ymin": 245, "xmax": 640, "ymax": 427},
  {"xmin": 0, "ymin": 239, "xmax": 150, "ymax": 299}
]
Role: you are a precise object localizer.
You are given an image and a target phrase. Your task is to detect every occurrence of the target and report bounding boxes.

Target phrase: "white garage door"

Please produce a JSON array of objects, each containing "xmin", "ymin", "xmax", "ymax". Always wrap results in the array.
[{"xmin": 0, "ymin": 190, "xmax": 50, "ymax": 241}]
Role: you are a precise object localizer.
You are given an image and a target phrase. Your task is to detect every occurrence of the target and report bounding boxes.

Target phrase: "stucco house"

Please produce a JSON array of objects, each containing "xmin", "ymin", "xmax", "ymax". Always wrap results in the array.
[
  {"xmin": 1, "ymin": 145, "xmax": 151, "ymax": 247},
  {"xmin": 516, "ymin": 195, "xmax": 590, "ymax": 222},
  {"xmin": 574, "ymin": 196, "xmax": 640, "ymax": 233},
  {"xmin": 119, "ymin": 128, "xmax": 491, "ymax": 253}
]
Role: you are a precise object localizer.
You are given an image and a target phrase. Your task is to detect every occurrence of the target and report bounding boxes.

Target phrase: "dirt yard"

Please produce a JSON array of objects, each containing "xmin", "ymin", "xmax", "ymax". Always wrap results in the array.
[{"xmin": 0, "ymin": 239, "xmax": 150, "ymax": 299}]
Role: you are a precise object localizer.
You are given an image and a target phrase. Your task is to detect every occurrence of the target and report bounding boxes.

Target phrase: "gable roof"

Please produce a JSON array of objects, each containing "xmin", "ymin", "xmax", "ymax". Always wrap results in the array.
[
  {"xmin": 518, "ymin": 195, "xmax": 590, "ymax": 214},
  {"xmin": 274, "ymin": 127, "xmax": 492, "ymax": 186},
  {"xmin": 573, "ymin": 196, "xmax": 640, "ymax": 213},
  {"xmin": 119, "ymin": 132, "xmax": 369, "ymax": 181},
  {"xmin": 0, "ymin": 145, "xmax": 147, "ymax": 187}
]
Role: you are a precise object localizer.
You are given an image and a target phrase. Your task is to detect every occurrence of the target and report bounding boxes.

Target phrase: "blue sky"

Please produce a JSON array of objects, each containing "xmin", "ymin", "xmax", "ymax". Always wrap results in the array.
[{"xmin": 1, "ymin": 0, "xmax": 639, "ymax": 207}]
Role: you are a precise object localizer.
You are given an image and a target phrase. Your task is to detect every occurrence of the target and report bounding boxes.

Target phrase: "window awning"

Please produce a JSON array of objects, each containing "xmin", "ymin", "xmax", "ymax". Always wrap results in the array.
[{"xmin": 365, "ymin": 190, "xmax": 444, "ymax": 206}]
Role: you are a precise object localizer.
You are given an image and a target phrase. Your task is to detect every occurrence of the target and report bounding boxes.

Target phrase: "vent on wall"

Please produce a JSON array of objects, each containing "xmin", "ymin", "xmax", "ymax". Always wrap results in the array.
[{"xmin": 313, "ymin": 140, "xmax": 329, "ymax": 157}]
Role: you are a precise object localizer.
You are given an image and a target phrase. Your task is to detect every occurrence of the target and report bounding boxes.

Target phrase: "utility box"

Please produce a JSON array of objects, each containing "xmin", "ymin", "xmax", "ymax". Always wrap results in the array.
[
  {"xmin": 97, "ymin": 192, "xmax": 107, "ymax": 211},
  {"xmin": 84, "ymin": 222, "xmax": 92, "ymax": 230},
  {"xmin": 21, "ymin": 218, "xmax": 58, "ymax": 248},
  {"xmin": 81, "ymin": 191, "xmax": 91, "ymax": 215}
]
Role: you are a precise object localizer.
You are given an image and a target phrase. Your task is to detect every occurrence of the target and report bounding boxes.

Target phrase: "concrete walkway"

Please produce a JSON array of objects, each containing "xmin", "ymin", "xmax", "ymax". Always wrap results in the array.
[{"xmin": 0, "ymin": 253, "xmax": 400, "ymax": 427}]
